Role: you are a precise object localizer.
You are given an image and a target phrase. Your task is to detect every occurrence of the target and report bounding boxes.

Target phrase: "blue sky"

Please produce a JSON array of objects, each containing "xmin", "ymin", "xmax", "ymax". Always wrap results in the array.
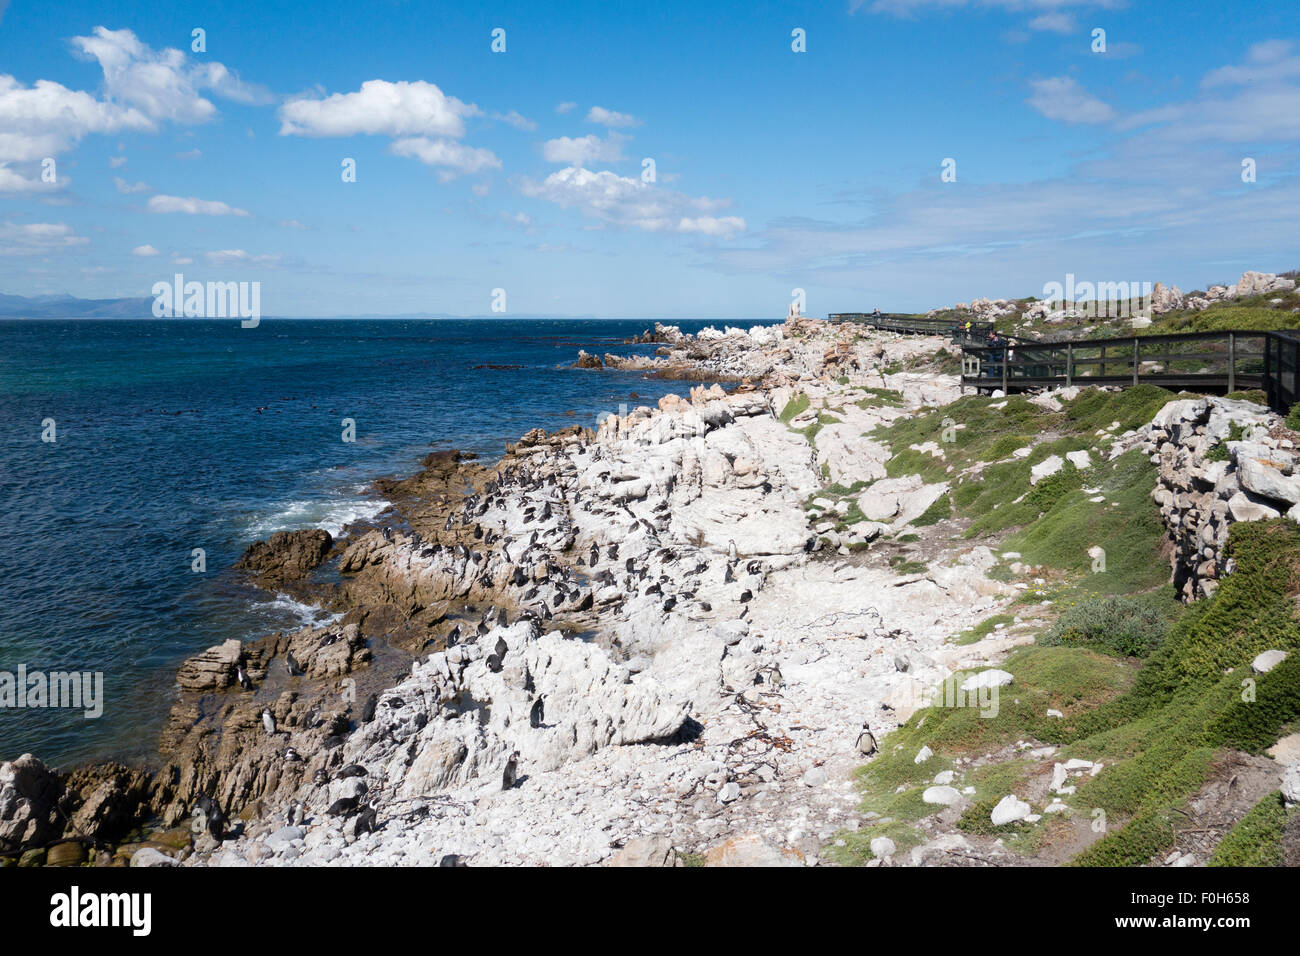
[{"xmin": 1, "ymin": 0, "xmax": 1297, "ymax": 317}]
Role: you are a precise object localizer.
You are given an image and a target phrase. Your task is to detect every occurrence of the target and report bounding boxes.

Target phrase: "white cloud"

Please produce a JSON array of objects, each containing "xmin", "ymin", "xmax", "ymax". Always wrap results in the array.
[
  {"xmin": 389, "ymin": 137, "xmax": 501, "ymax": 180},
  {"xmin": 1026, "ymin": 76, "xmax": 1115, "ymax": 123},
  {"xmin": 856, "ymin": 1, "xmax": 1123, "ymax": 14},
  {"xmin": 278, "ymin": 218, "xmax": 310, "ymax": 230},
  {"xmin": 114, "ymin": 176, "xmax": 149, "ymax": 194},
  {"xmin": 147, "ymin": 194, "xmax": 250, "ymax": 216},
  {"xmin": 678, "ymin": 216, "xmax": 747, "ymax": 238},
  {"xmin": 556, "ymin": 101, "xmax": 577, "ymax": 114},
  {"xmin": 0, "ymin": 220, "xmax": 88, "ymax": 255},
  {"xmin": 494, "ymin": 109, "xmax": 536, "ymax": 131},
  {"xmin": 1202, "ymin": 40, "xmax": 1300, "ymax": 89},
  {"xmin": 517, "ymin": 166, "xmax": 744, "ymax": 238},
  {"xmin": 586, "ymin": 106, "xmax": 640, "ymax": 128},
  {"xmin": 0, "ymin": 27, "xmax": 261, "ymax": 193},
  {"xmin": 1028, "ymin": 12, "xmax": 1076, "ymax": 33},
  {"xmin": 279, "ymin": 80, "xmax": 478, "ymax": 138},
  {"xmin": 541, "ymin": 132, "xmax": 627, "ymax": 165},
  {"xmin": 109, "ymin": 156, "xmax": 127, "ymax": 168},
  {"xmin": 70, "ymin": 26, "xmax": 268, "ymax": 124},
  {"xmin": 204, "ymin": 248, "xmax": 282, "ymax": 266},
  {"xmin": 132, "ymin": 244, "xmax": 159, "ymax": 256}
]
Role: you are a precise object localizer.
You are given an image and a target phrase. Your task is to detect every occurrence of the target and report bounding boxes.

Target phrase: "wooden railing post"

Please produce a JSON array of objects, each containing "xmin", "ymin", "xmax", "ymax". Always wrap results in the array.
[
  {"xmin": 1099, "ymin": 344, "xmax": 1106, "ymax": 378},
  {"xmin": 1066, "ymin": 343, "xmax": 1073, "ymax": 386},
  {"xmin": 1133, "ymin": 337, "xmax": 1139, "ymax": 386},
  {"xmin": 1228, "ymin": 332, "xmax": 1236, "ymax": 394}
]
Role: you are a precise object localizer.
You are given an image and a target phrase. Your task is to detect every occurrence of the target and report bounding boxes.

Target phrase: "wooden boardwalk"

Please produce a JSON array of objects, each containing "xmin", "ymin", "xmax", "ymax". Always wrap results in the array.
[{"xmin": 828, "ymin": 313, "xmax": 1300, "ymax": 414}]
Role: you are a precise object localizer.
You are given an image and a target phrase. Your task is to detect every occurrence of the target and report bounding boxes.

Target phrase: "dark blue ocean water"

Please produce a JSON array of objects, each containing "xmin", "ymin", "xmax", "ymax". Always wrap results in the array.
[{"xmin": 0, "ymin": 318, "xmax": 769, "ymax": 768}]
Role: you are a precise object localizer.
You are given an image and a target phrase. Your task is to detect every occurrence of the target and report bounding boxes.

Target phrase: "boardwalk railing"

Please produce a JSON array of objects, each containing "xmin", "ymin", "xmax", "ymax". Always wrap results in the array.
[
  {"xmin": 829, "ymin": 313, "xmax": 994, "ymax": 343},
  {"xmin": 960, "ymin": 328, "xmax": 1300, "ymax": 414}
]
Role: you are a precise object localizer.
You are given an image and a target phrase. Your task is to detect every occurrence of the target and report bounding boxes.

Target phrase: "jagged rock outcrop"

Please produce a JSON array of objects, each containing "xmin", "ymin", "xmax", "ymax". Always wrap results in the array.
[
  {"xmin": 0, "ymin": 755, "xmax": 63, "ymax": 850},
  {"xmin": 1111, "ymin": 396, "xmax": 1291, "ymax": 597},
  {"xmin": 235, "ymin": 529, "xmax": 333, "ymax": 585}
]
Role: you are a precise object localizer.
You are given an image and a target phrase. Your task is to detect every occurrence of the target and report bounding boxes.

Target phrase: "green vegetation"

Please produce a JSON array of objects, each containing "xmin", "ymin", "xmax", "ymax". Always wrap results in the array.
[
  {"xmin": 1040, "ymin": 593, "xmax": 1179, "ymax": 658},
  {"xmin": 1060, "ymin": 521, "xmax": 1300, "ymax": 865},
  {"xmin": 778, "ymin": 392, "xmax": 810, "ymax": 423},
  {"xmin": 951, "ymin": 612, "xmax": 1017, "ymax": 646},
  {"xmin": 911, "ymin": 494, "xmax": 952, "ymax": 527},
  {"xmin": 1208, "ymin": 792, "xmax": 1291, "ymax": 867}
]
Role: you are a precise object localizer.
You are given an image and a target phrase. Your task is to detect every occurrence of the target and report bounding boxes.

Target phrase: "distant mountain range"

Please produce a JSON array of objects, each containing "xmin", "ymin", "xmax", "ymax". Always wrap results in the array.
[{"xmin": 0, "ymin": 293, "xmax": 155, "ymax": 318}]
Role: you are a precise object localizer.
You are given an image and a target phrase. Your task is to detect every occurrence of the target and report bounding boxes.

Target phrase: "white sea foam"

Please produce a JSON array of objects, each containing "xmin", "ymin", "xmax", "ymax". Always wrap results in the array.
[
  {"xmin": 250, "ymin": 591, "xmax": 343, "ymax": 630},
  {"xmin": 246, "ymin": 493, "xmax": 389, "ymax": 539}
]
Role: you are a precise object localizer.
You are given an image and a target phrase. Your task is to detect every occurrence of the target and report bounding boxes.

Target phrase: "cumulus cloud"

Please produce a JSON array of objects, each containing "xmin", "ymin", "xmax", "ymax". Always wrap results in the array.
[
  {"xmin": 541, "ymin": 132, "xmax": 627, "ymax": 165},
  {"xmin": 131, "ymin": 244, "xmax": 159, "ymax": 256},
  {"xmin": 70, "ymin": 26, "xmax": 269, "ymax": 123},
  {"xmin": 516, "ymin": 166, "xmax": 745, "ymax": 238},
  {"xmin": 1026, "ymin": 76, "xmax": 1116, "ymax": 123},
  {"xmin": 147, "ymin": 194, "xmax": 250, "ymax": 216},
  {"xmin": 279, "ymin": 79, "xmax": 478, "ymax": 138},
  {"xmin": 556, "ymin": 101, "xmax": 577, "ymax": 114},
  {"xmin": 586, "ymin": 106, "xmax": 640, "ymax": 128},
  {"xmin": 390, "ymin": 137, "xmax": 501, "ymax": 180},
  {"xmin": 0, "ymin": 27, "xmax": 262, "ymax": 193}
]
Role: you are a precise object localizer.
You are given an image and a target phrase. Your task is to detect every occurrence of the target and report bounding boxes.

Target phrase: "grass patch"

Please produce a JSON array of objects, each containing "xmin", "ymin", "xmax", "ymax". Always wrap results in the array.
[
  {"xmin": 778, "ymin": 392, "xmax": 810, "ymax": 423},
  {"xmin": 1208, "ymin": 791, "xmax": 1291, "ymax": 867},
  {"xmin": 1055, "ymin": 521, "xmax": 1300, "ymax": 865},
  {"xmin": 951, "ymin": 612, "xmax": 1017, "ymax": 646},
  {"xmin": 1040, "ymin": 593, "xmax": 1181, "ymax": 658}
]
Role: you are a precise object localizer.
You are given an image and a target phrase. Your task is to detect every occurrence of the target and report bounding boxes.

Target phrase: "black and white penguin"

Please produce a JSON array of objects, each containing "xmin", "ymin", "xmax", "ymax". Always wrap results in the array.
[
  {"xmin": 439, "ymin": 854, "xmax": 468, "ymax": 867},
  {"xmin": 261, "ymin": 707, "xmax": 276, "ymax": 736},
  {"xmin": 856, "ymin": 722, "xmax": 878, "ymax": 757},
  {"xmin": 501, "ymin": 751, "xmax": 520, "ymax": 790},
  {"xmin": 287, "ymin": 800, "xmax": 305, "ymax": 827},
  {"xmin": 446, "ymin": 624, "xmax": 461, "ymax": 647},
  {"xmin": 486, "ymin": 653, "xmax": 503, "ymax": 673},
  {"xmin": 285, "ymin": 652, "xmax": 304, "ymax": 677},
  {"xmin": 236, "ymin": 664, "xmax": 253, "ymax": 691},
  {"xmin": 529, "ymin": 696, "xmax": 545, "ymax": 729},
  {"xmin": 360, "ymin": 693, "xmax": 378, "ymax": 723},
  {"xmin": 494, "ymin": 635, "xmax": 508, "ymax": 660},
  {"xmin": 353, "ymin": 799, "xmax": 380, "ymax": 836}
]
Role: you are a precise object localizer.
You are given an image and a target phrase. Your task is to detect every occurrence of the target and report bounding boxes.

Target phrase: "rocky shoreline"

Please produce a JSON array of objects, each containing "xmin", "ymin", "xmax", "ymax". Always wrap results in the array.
[
  {"xmin": 5, "ymin": 305, "xmax": 1295, "ymax": 867},
  {"xmin": 2, "ymin": 317, "xmax": 1027, "ymax": 867}
]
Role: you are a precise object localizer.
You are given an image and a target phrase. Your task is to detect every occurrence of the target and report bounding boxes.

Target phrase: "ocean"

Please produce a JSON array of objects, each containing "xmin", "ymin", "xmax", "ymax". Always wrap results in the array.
[{"xmin": 0, "ymin": 318, "xmax": 771, "ymax": 768}]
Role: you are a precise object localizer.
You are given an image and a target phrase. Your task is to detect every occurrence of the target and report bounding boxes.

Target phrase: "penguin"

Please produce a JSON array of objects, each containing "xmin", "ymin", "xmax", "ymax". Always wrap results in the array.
[
  {"xmin": 529, "ymin": 696, "xmax": 545, "ymax": 729},
  {"xmin": 739, "ymin": 589, "xmax": 753, "ymax": 603},
  {"xmin": 337, "ymin": 764, "xmax": 367, "ymax": 778},
  {"xmin": 287, "ymin": 800, "xmax": 306, "ymax": 827},
  {"xmin": 327, "ymin": 795, "xmax": 359, "ymax": 816},
  {"xmin": 486, "ymin": 653, "xmax": 503, "ymax": 674},
  {"xmin": 205, "ymin": 797, "xmax": 227, "ymax": 842},
  {"xmin": 502, "ymin": 751, "xmax": 520, "ymax": 790},
  {"xmin": 439, "ymin": 854, "xmax": 468, "ymax": 867},
  {"xmin": 724, "ymin": 563, "xmax": 736, "ymax": 584},
  {"xmin": 856, "ymin": 723, "xmax": 879, "ymax": 757},
  {"xmin": 663, "ymin": 596, "xmax": 677, "ymax": 612},
  {"xmin": 761, "ymin": 663, "xmax": 784, "ymax": 689},
  {"xmin": 236, "ymin": 664, "xmax": 253, "ymax": 691},
  {"xmin": 360, "ymin": 693, "xmax": 378, "ymax": 723},
  {"xmin": 283, "ymin": 746, "xmax": 302, "ymax": 762},
  {"xmin": 590, "ymin": 544, "xmax": 600, "ymax": 566},
  {"xmin": 312, "ymin": 768, "xmax": 329, "ymax": 787},
  {"xmin": 262, "ymin": 708, "xmax": 276, "ymax": 736},
  {"xmin": 285, "ymin": 652, "xmax": 304, "ymax": 677},
  {"xmin": 607, "ymin": 543, "xmax": 619, "ymax": 561},
  {"xmin": 354, "ymin": 799, "xmax": 380, "ymax": 836},
  {"xmin": 494, "ymin": 636, "xmax": 508, "ymax": 660},
  {"xmin": 727, "ymin": 539, "xmax": 738, "ymax": 563},
  {"xmin": 446, "ymin": 625, "xmax": 461, "ymax": 647}
]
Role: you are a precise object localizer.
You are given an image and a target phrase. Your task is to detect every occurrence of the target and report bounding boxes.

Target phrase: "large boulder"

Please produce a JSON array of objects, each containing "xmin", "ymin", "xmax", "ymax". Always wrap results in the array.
[
  {"xmin": 235, "ymin": 528, "xmax": 333, "ymax": 585},
  {"xmin": 0, "ymin": 754, "xmax": 63, "ymax": 850}
]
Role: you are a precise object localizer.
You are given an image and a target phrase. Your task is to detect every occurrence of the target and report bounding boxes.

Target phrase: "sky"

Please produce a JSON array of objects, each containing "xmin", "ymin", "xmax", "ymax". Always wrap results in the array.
[{"xmin": 0, "ymin": 0, "xmax": 1297, "ymax": 318}]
